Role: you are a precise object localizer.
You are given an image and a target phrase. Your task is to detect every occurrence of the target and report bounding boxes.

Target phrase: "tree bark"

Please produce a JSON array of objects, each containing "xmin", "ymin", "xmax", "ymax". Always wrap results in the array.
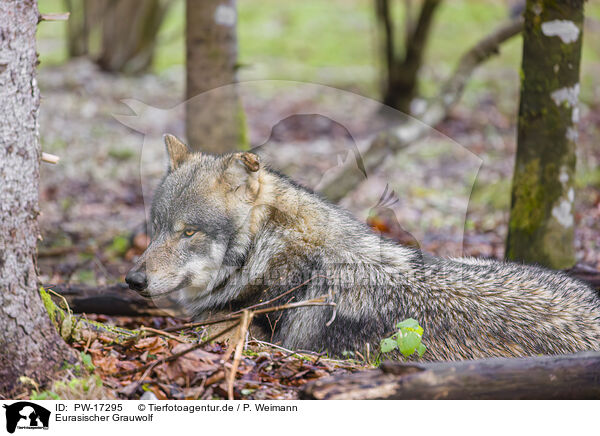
[
  {"xmin": 376, "ymin": 0, "xmax": 442, "ymax": 113},
  {"xmin": 185, "ymin": 0, "xmax": 248, "ymax": 153},
  {"xmin": 64, "ymin": 0, "xmax": 89, "ymax": 57},
  {"xmin": 97, "ymin": 0, "xmax": 173, "ymax": 74},
  {"xmin": 506, "ymin": 0, "xmax": 584, "ymax": 269},
  {"xmin": 0, "ymin": 0, "xmax": 76, "ymax": 396},
  {"xmin": 301, "ymin": 352, "xmax": 600, "ymax": 400}
]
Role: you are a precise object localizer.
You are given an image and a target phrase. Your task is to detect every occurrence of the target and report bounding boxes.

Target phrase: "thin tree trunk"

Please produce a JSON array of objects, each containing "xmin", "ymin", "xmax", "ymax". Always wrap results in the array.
[
  {"xmin": 64, "ymin": 0, "xmax": 89, "ymax": 57},
  {"xmin": 97, "ymin": 0, "xmax": 172, "ymax": 74},
  {"xmin": 0, "ymin": 0, "xmax": 75, "ymax": 396},
  {"xmin": 185, "ymin": 0, "xmax": 248, "ymax": 153},
  {"xmin": 506, "ymin": 0, "xmax": 584, "ymax": 269},
  {"xmin": 377, "ymin": 0, "xmax": 442, "ymax": 113}
]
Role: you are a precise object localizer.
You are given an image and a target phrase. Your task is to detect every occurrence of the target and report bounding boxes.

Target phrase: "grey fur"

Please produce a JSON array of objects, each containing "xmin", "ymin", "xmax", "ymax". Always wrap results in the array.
[{"xmin": 127, "ymin": 135, "xmax": 600, "ymax": 361}]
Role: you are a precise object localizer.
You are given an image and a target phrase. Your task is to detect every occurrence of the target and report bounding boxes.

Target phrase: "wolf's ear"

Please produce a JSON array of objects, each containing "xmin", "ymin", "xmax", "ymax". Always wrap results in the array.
[
  {"xmin": 163, "ymin": 134, "xmax": 190, "ymax": 171},
  {"xmin": 236, "ymin": 152, "xmax": 260, "ymax": 173},
  {"xmin": 224, "ymin": 152, "xmax": 261, "ymax": 195}
]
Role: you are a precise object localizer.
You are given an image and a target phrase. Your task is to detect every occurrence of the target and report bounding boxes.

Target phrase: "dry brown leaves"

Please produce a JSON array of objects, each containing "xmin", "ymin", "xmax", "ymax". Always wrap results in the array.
[{"xmin": 72, "ymin": 316, "xmax": 369, "ymax": 400}]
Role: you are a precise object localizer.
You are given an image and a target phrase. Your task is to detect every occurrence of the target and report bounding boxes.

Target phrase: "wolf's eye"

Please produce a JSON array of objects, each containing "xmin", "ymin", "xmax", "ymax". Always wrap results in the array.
[{"xmin": 183, "ymin": 229, "xmax": 196, "ymax": 238}]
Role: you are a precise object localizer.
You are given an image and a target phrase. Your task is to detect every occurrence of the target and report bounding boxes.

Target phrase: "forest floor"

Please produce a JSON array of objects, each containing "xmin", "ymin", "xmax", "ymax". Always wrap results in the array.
[{"xmin": 31, "ymin": 58, "xmax": 600, "ymax": 400}]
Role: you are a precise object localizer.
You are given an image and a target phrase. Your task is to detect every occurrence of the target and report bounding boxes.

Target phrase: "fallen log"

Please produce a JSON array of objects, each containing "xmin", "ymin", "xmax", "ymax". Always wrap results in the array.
[
  {"xmin": 301, "ymin": 352, "xmax": 600, "ymax": 399},
  {"xmin": 44, "ymin": 283, "xmax": 182, "ymax": 317},
  {"xmin": 568, "ymin": 264, "xmax": 600, "ymax": 292}
]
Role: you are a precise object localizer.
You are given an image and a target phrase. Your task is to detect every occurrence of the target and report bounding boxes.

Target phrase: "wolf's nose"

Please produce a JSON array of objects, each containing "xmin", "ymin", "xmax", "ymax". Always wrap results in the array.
[{"xmin": 125, "ymin": 271, "xmax": 148, "ymax": 291}]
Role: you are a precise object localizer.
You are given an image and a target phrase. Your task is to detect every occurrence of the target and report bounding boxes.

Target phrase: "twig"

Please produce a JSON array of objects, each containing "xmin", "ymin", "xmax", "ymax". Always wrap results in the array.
[
  {"xmin": 122, "ymin": 362, "xmax": 158, "ymax": 396},
  {"xmin": 267, "ymin": 295, "xmax": 294, "ymax": 342},
  {"xmin": 115, "ymin": 297, "xmax": 335, "ymax": 377},
  {"xmin": 325, "ymin": 288, "xmax": 337, "ymax": 326},
  {"xmin": 114, "ymin": 321, "xmax": 241, "ymax": 377},
  {"xmin": 161, "ymin": 295, "xmax": 335, "ymax": 334},
  {"xmin": 231, "ymin": 275, "xmax": 330, "ymax": 315},
  {"xmin": 248, "ymin": 339, "xmax": 300, "ymax": 356},
  {"xmin": 227, "ymin": 310, "xmax": 253, "ymax": 400},
  {"xmin": 251, "ymin": 297, "xmax": 335, "ymax": 316},
  {"xmin": 41, "ymin": 152, "xmax": 60, "ymax": 164},
  {"xmin": 139, "ymin": 326, "xmax": 188, "ymax": 343},
  {"xmin": 47, "ymin": 288, "xmax": 72, "ymax": 315},
  {"xmin": 38, "ymin": 12, "xmax": 70, "ymax": 22}
]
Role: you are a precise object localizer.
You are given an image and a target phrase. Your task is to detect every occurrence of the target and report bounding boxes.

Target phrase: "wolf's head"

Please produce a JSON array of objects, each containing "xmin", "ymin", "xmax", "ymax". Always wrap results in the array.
[{"xmin": 125, "ymin": 134, "xmax": 264, "ymax": 304}]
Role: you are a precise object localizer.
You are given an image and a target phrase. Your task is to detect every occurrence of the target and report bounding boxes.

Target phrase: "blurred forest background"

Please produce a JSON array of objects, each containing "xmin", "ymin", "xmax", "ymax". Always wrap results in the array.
[{"xmin": 35, "ymin": 0, "xmax": 600, "ymax": 293}]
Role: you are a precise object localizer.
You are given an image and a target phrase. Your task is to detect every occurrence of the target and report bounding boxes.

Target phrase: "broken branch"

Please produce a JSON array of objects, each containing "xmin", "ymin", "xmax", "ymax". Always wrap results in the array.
[
  {"xmin": 301, "ymin": 351, "xmax": 600, "ymax": 400},
  {"xmin": 226, "ymin": 310, "xmax": 253, "ymax": 400},
  {"xmin": 38, "ymin": 12, "xmax": 70, "ymax": 22},
  {"xmin": 41, "ymin": 152, "xmax": 60, "ymax": 164}
]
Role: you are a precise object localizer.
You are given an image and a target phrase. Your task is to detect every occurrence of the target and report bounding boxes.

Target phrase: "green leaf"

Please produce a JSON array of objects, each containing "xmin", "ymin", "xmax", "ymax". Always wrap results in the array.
[
  {"xmin": 80, "ymin": 352, "xmax": 95, "ymax": 372},
  {"xmin": 417, "ymin": 343, "xmax": 427, "ymax": 357},
  {"xmin": 380, "ymin": 337, "xmax": 398, "ymax": 353},
  {"xmin": 396, "ymin": 318, "xmax": 420, "ymax": 330},
  {"xmin": 405, "ymin": 325, "xmax": 424, "ymax": 336},
  {"xmin": 398, "ymin": 331, "xmax": 422, "ymax": 357}
]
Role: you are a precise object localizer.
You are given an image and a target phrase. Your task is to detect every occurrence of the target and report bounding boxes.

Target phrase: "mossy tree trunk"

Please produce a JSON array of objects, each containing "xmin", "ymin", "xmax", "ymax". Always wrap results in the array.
[
  {"xmin": 185, "ymin": 0, "xmax": 248, "ymax": 153},
  {"xmin": 506, "ymin": 0, "xmax": 584, "ymax": 269},
  {"xmin": 0, "ymin": 0, "xmax": 75, "ymax": 396}
]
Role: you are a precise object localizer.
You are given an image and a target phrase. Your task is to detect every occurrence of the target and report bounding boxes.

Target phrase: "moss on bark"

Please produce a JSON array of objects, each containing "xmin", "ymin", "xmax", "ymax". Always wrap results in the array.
[{"xmin": 506, "ymin": 0, "xmax": 584, "ymax": 269}]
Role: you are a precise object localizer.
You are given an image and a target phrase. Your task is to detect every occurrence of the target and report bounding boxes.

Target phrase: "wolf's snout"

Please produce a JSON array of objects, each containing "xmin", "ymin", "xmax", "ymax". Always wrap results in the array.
[{"xmin": 125, "ymin": 270, "xmax": 148, "ymax": 291}]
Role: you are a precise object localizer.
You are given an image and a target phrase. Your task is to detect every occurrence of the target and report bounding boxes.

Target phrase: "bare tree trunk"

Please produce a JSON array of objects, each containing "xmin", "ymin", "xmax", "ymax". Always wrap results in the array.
[
  {"xmin": 0, "ymin": 0, "xmax": 76, "ymax": 396},
  {"xmin": 64, "ymin": 0, "xmax": 89, "ymax": 57},
  {"xmin": 506, "ymin": 0, "xmax": 584, "ymax": 269},
  {"xmin": 376, "ymin": 0, "xmax": 442, "ymax": 113},
  {"xmin": 97, "ymin": 0, "xmax": 172, "ymax": 74},
  {"xmin": 185, "ymin": 0, "xmax": 247, "ymax": 153},
  {"xmin": 64, "ymin": 0, "xmax": 108, "ymax": 58}
]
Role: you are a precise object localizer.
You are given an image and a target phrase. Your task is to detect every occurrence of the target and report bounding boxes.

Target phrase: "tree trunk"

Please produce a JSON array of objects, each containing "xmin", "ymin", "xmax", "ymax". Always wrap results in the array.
[
  {"xmin": 301, "ymin": 352, "xmax": 600, "ymax": 400},
  {"xmin": 97, "ymin": 0, "xmax": 172, "ymax": 74},
  {"xmin": 376, "ymin": 0, "xmax": 442, "ymax": 113},
  {"xmin": 185, "ymin": 0, "xmax": 248, "ymax": 153},
  {"xmin": 64, "ymin": 0, "xmax": 108, "ymax": 58},
  {"xmin": 506, "ymin": 0, "xmax": 584, "ymax": 269},
  {"xmin": 0, "ymin": 0, "xmax": 75, "ymax": 396},
  {"xmin": 64, "ymin": 0, "xmax": 89, "ymax": 57}
]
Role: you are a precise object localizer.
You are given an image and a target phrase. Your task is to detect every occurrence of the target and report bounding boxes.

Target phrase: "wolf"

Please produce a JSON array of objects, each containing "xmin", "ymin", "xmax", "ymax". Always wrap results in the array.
[{"xmin": 125, "ymin": 134, "xmax": 600, "ymax": 361}]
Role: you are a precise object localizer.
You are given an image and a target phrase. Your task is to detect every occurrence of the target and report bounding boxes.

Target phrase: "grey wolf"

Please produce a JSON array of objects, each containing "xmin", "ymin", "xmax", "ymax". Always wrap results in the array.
[{"xmin": 126, "ymin": 134, "xmax": 600, "ymax": 361}]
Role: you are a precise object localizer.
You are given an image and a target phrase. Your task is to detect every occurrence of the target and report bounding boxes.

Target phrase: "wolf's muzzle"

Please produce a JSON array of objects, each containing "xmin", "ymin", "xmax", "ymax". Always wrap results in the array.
[{"xmin": 125, "ymin": 270, "xmax": 148, "ymax": 291}]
